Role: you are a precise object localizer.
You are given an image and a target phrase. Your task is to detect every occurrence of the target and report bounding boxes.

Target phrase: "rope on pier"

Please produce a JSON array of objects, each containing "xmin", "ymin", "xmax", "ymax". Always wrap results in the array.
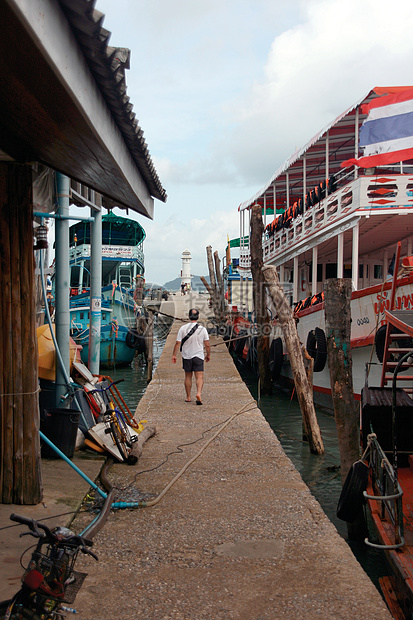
[{"xmin": 141, "ymin": 399, "xmax": 258, "ymax": 508}]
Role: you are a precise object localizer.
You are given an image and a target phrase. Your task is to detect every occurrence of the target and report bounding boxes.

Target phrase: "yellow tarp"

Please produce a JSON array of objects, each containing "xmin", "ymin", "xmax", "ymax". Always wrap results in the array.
[{"xmin": 37, "ymin": 324, "xmax": 81, "ymax": 381}]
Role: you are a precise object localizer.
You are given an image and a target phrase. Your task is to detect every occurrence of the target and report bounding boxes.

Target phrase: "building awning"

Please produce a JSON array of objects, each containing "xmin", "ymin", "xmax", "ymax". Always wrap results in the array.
[{"xmin": 0, "ymin": 0, "xmax": 167, "ymax": 219}]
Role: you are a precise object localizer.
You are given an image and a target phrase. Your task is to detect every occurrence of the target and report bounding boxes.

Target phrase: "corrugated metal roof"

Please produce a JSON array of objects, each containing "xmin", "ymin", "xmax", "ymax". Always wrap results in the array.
[{"xmin": 58, "ymin": 0, "xmax": 166, "ymax": 203}]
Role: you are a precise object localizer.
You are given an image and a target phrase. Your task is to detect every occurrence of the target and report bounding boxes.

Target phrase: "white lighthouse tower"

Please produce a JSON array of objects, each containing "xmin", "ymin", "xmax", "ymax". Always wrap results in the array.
[{"xmin": 181, "ymin": 249, "xmax": 192, "ymax": 291}]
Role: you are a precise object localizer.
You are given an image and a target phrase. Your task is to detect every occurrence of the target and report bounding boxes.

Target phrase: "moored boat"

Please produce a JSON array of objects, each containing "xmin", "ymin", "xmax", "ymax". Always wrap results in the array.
[
  {"xmin": 68, "ymin": 212, "xmax": 146, "ymax": 368},
  {"xmin": 338, "ymin": 304, "xmax": 413, "ymax": 618},
  {"xmin": 235, "ymin": 86, "xmax": 413, "ymax": 405}
]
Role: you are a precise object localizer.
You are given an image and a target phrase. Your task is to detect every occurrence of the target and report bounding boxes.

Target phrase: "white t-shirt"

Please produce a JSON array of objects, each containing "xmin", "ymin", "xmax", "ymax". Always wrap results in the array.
[{"xmin": 177, "ymin": 322, "xmax": 209, "ymax": 360}]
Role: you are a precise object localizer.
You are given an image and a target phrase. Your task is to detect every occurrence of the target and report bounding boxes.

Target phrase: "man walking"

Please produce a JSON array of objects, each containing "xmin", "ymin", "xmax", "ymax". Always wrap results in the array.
[{"xmin": 172, "ymin": 308, "xmax": 210, "ymax": 404}]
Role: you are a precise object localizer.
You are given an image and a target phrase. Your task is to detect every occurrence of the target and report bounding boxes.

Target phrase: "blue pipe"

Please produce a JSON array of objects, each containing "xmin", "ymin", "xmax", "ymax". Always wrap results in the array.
[
  {"xmin": 88, "ymin": 206, "xmax": 102, "ymax": 374},
  {"xmin": 111, "ymin": 501, "xmax": 143, "ymax": 509},
  {"xmin": 39, "ymin": 432, "xmax": 145, "ymax": 509},
  {"xmin": 39, "ymin": 431, "xmax": 107, "ymax": 499}
]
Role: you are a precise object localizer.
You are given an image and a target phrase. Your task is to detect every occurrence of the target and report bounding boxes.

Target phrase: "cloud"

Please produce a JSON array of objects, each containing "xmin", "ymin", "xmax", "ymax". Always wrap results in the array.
[
  {"xmin": 220, "ymin": 0, "xmax": 413, "ymax": 186},
  {"xmin": 90, "ymin": 0, "xmax": 413, "ymax": 285},
  {"xmin": 143, "ymin": 207, "xmax": 240, "ymax": 284}
]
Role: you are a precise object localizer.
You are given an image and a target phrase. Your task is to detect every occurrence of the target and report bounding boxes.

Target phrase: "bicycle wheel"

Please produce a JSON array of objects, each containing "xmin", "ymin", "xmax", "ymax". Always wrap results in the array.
[
  {"xmin": 0, "ymin": 592, "xmax": 57, "ymax": 620},
  {"xmin": 110, "ymin": 420, "xmax": 129, "ymax": 462},
  {"xmin": 116, "ymin": 411, "xmax": 139, "ymax": 465},
  {"xmin": 118, "ymin": 410, "xmax": 139, "ymax": 446}
]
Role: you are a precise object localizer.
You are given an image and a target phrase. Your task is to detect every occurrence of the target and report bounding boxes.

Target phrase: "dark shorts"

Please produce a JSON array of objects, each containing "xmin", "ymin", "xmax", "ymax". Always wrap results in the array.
[{"xmin": 182, "ymin": 357, "xmax": 204, "ymax": 372}]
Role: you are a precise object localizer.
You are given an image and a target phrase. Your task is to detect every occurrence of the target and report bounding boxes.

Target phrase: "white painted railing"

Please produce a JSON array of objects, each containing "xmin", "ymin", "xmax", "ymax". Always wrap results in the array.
[
  {"xmin": 69, "ymin": 243, "xmax": 144, "ymax": 265},
  {"xmin": 239, "ymin": 174, "xmax": 413, "ymax": 269}
]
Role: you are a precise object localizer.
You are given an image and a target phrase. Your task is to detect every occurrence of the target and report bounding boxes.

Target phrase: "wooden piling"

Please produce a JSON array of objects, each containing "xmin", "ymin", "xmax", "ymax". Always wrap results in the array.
[
  {"xmin": 302, "ymin": 349, "xmax": 314, "ymax": 441},
  {"xmin": 250, "ymin": 205, "xmax": 272, "ymax": 394},
  {"xmin": 206, "ymin": 246, "xmax": 221, "ymax": 323},
  {"xmin": 200, "ymin": 276, "xmax": 213, "ymax": 299},
  {"xmin": 214, "ymin": 250, "xmax": 225, "ymax": 321},
  {"xmin": 324, "ymin": 279, "xmax": 360, "ymax": 478},
  {"xmin": 324, "ymin": 279, "xmax": 364, "ymax": 536},
  {"xmin": 0, "ymin": 162, "xmax": 42, "ymax": 503},
  {"xmin": 262, "ymin": 264, "xmax": 324, "ymax": 455}
]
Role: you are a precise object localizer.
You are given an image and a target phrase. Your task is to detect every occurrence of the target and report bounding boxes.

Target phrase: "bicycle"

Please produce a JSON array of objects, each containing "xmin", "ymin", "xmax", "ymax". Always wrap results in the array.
[
  {"xmin": 0, "ymin": 513, "xmax": 98, "ymax": 619},
  {"xmin": 87, "ymin": 379, "xmax": 139, "ymax": 464}
]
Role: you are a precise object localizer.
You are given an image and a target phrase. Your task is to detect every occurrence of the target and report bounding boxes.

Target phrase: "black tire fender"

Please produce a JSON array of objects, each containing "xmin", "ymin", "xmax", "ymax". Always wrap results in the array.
[
  {"xmin": 375, "ymin": 324, "xmax": 413, "ymax": 371},
  {"xmin": 269, "ymin": 338, "xmax": 283, "ymax": 380},
  {"xmin": 336, "ymin": 460, "xmax": 369, "ymax": 522},
  {"xmin": 374, "ymin": 324, "xmax": 388, "ymax": 363},
  {"xmin": 125, "ymin": 329, "xmax": 146, "ymax": 353},
  {"xmin": 306, "ymin": 327, "xmax": 327, "ymax": 372}
]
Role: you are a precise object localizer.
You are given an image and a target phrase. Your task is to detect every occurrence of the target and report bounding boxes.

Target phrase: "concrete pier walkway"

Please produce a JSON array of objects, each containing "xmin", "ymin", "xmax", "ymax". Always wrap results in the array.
[{"xmin": 71, "ymin": 294, "xmax": 390, "ymax": 619}]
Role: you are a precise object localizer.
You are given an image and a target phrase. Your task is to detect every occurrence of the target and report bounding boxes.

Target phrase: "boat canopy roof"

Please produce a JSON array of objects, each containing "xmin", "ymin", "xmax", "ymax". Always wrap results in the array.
[
  {"xmin": 69, "ymin": 212, "xmax": 146, "ymax": 247},
  {"xmin": 238, "ymin": 86, "xmax": 413, "ymax": 213}
]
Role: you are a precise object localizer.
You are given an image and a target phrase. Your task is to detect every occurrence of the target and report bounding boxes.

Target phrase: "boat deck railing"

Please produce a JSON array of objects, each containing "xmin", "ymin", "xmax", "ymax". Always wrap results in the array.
[
  {"xmin": 239, "ymin": 174, "xmax": 413, "ymax": 270},
  {"xmin": 70, "ymin": 295, "xmax": 111, "ymax": 310},
  {"xmin": 364, "ymin": 433, "xmax": 405, "ymax": 549}
]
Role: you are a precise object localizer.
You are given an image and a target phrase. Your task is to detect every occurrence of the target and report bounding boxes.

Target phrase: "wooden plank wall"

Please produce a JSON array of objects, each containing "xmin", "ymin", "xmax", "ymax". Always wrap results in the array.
[{"xmin": 0, "ymin": 163, "xmax": 42, "ymax": 504}]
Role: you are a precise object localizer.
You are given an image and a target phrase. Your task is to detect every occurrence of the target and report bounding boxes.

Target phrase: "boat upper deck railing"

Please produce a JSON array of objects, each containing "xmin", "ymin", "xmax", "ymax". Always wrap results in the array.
[
  {"xmin": 239, "ymin": 173, "xmax": 413, "ymax": 269},
  {"xmin": 70, "ymin": 243, "xmax": 144, "ymax": 266}
]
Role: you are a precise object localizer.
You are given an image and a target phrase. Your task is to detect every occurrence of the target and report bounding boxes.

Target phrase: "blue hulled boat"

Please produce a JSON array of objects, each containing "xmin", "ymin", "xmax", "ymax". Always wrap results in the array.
[{"xmin": 68, "ymin": 212, "xmax": 146, "ymax": 368}]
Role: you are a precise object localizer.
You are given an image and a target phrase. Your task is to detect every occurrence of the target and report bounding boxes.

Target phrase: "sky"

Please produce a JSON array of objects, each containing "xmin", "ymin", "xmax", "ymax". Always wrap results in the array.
[{"xmin": 73, "ymin": 0, "xmax": 413, "ymax": 286}]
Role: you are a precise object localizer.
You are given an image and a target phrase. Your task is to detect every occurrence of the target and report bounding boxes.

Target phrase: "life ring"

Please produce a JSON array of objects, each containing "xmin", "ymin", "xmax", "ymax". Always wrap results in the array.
[
  {"xmin": 125, "ymin": 329, "xmax": 146, "ymax": 353},
  {"xmin": 306, "ymin": 327, "xmax": 327, "ymax": 372},
  {"xmin": 375, "ymin": 324, "xmax": 413, "ymax": 370},
  {"xmin": 336, "ymin": 460, "xmax": 369, "ymax": 522},
  {"xmin": 268, "ymin": 338, "xmax": 283, "ymax": 380}
]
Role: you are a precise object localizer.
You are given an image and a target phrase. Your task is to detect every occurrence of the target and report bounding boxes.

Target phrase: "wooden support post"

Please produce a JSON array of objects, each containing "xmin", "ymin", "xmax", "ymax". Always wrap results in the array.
[
  {"xmin": 214, "ymin": 250, "xmax": 224, "ymax": 321},
  {"xmin": 324, "ymin": 279, "xmax": 360, "ymax": 478},
  {"xmin": 262, "ymin": 264, "xmax": 324, "ymax": 454},
  {"xmin": 250, "ymin": 205, "xmax": 272, "ymax": 394},
  {"xmin": 0, "ymin": 162, "xmax": 43, "ymax": 503},
  {"xmin": 324, "ymin": 279, "xmax": 364, "ymax": 536},
  {"xmin": 302, "ymin": 348, "xmax": 314, "ymax": 441},
  {"xmin": 200, "ymin": 276, "xmax": 213, "ymax": 300},
  {"xmin": 206, "ymin": 246, "xmax": 221, "ymax": 323},
  {"xmin": 146, "ymin": 309, "xmax": 155, "ymax": 384}
]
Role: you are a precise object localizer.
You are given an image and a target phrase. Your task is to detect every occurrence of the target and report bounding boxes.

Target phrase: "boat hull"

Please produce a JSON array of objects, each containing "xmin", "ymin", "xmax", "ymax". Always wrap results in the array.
[
  {"xmin": 278, "ymin": 273, "xmax": 413, "ymax": 404},
  {"xmin": 73, "ymin": 325, "xmax": 136, "ymax": 368},
  {"xmin": 366, "ymin": 471, "xmax": 413, "ymax": 619}
]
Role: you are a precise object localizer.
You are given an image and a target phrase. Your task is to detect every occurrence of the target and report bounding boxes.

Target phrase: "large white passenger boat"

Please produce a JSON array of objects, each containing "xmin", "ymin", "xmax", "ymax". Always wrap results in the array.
[{"xmin": 236, "ymin": 86, "xmax": 413, "ymax": 404}]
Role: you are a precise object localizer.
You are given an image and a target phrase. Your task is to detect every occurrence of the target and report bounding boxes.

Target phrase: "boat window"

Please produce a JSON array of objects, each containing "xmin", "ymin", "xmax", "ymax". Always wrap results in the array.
[
  {"xmin": 80, "ymin": 312, "xmax": 84, "ymax": 320},
  {"xmin": 359, "ymin": 264, "xmax": 363, "ymax": 279},
  {"xmin": 308, "ymin": 264, "xmax": 323, "ymax": 283},
  {"xmin": 325, "ymin": 263, "xmax": 337, "ymax": 279},
  {"xmin": 102, "ymin": 313, "xmax": 106, "ymax": 320},
  {"xmin": 374, "ymin": 264, "xmax": 383, "ymax": 280}
]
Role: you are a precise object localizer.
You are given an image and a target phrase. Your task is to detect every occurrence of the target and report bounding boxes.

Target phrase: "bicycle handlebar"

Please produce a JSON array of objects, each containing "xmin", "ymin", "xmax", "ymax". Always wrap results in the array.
[
  {"xmin": 10, "ymin": 513, "xmax": 94, "ymax": 548},
  {"xmin": 88, "ymin": 378, "xmax": 125, "ymax": 395}
]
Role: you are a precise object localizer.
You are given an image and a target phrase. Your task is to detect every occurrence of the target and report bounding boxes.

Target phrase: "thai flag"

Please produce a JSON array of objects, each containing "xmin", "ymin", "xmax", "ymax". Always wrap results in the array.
[{"xmin": 342, "ymin": 87, "xmax": 413, "ymax": 168}]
